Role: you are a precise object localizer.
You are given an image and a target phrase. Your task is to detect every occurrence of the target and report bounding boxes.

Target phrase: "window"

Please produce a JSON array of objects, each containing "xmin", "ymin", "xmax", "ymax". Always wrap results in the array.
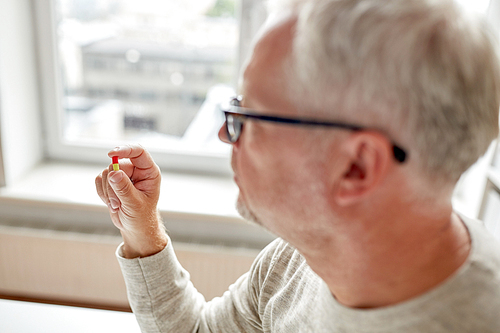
[
  {"xmin": 0, "ymin": 0, "xmax": 496, "ymax": 244},
  {"xmin": 35, "ymin": 0, "xmax": 267, "ymax": 174},
  {"xmin": 30, "ymin": 0, "xmax": 498, "ymax": 176}
]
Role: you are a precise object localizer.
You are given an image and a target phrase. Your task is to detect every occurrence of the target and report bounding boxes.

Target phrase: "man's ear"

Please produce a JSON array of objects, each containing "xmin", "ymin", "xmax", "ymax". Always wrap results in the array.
[{"xmin": 332, "ymin": 132, "xmax": 393, "ymax": 206}]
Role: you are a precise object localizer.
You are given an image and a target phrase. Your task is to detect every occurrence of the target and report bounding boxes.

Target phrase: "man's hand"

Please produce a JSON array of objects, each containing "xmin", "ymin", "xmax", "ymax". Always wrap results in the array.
[{"xmin": 95, "ymin": 145, "xmax": 168, "ymax": 259}]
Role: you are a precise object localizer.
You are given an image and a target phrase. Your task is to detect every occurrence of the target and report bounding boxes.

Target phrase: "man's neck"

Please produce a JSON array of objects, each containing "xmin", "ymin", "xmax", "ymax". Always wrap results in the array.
[{"xmin": 300, "ymin": 211, "xmax": 471, "ymax": 309}]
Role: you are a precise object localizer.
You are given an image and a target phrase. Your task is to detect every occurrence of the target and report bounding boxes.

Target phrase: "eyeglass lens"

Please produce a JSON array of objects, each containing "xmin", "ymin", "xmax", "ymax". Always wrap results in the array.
[{"xmin": 226, "ymin": 114, "xmax": 243, "ymax": 143}]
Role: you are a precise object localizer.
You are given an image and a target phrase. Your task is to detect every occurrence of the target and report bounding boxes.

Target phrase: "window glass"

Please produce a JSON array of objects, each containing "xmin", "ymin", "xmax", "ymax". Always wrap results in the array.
[{"xmin": 56, "ymin": 0, "xmax": 238, "ymax": 155}]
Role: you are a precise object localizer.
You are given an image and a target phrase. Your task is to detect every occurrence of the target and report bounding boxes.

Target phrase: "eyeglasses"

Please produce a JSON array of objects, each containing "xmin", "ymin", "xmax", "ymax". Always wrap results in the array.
[{"xmin": 220, "ymin": 96, "xmax": 407, "ymax": 163}]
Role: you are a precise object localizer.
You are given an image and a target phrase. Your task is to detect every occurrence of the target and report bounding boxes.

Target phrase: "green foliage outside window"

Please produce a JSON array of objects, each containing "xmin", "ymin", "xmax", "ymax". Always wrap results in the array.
[{"xmin": 206, "ymin": 0, "xmax": 236, "ymax": 18}]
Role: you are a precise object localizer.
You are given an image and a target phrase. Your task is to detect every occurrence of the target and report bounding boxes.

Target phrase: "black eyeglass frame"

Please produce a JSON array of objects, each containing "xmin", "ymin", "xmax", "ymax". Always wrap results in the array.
[{"xmin": 221, "ymin": 96, "xmax": 407, "ymax": 163}]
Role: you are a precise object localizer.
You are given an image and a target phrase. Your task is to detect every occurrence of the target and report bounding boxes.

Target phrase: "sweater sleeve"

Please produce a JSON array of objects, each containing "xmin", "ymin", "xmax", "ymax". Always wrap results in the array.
[{"xmin": 116, "ymin": 237, "xmax": 277, "ymax": 333}]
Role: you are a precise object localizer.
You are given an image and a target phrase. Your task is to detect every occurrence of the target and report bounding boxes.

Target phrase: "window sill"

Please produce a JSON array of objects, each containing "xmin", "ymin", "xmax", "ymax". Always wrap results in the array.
[{"xmin": 0, "ymin": 162, "xmax": 274, "ymax": 249}]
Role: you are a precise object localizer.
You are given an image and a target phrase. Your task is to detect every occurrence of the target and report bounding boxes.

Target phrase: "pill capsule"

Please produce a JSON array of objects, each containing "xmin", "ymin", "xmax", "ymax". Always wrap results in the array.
[{"xmin": 112, "ymin": 156, "xmax": 119, "ymax": 171}]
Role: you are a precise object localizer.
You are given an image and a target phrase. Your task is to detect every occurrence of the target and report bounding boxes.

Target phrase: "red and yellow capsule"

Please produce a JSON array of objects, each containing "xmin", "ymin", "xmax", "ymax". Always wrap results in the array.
[{"xmin": 112, "ymin": 156, "xmax": 119, "ymax": 171}]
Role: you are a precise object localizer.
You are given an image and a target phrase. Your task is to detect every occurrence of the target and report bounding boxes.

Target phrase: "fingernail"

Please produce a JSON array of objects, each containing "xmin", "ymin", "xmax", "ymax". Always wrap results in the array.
[
  {"xmin": 109, "ymin": 146, "xmax": 122, "ymax": 155},
  {"xmin": 109, "ymin": 198, "xmax": 120, "ymax": 210},
  {"xmin": 109, "ymin": 171, "xmax": 123, "ymax": 183}
]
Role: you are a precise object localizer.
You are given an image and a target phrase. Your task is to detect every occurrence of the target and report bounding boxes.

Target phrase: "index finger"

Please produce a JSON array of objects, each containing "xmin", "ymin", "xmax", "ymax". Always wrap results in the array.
[{"xmin": 108, "ymin": 144, "xmax": 156, "ymax": 170}]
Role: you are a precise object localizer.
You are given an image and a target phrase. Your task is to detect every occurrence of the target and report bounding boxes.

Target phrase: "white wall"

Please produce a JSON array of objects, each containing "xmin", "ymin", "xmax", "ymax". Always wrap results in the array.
[{"xmin": 0, "ymin": 0, "xmax": 43, "ymax": 185}]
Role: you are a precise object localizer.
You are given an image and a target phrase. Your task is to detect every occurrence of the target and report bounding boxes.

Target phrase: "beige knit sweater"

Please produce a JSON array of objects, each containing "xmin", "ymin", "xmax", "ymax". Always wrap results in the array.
[{"xmin": 117, "ymin": 215, "xmax": 500, "ymax": 332}]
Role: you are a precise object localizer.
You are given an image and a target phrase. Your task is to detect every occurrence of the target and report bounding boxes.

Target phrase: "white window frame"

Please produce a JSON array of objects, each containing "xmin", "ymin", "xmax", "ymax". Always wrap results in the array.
[{"xmin": 33, "ymin": 0, "xmax": 267, "ymax": 175}]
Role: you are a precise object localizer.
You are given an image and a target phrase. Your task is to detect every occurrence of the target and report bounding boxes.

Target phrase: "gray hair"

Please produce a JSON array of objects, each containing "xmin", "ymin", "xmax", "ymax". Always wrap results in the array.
[{"xmin": 277, "ymin": 0, "xmax": 500, "ymax": 183}]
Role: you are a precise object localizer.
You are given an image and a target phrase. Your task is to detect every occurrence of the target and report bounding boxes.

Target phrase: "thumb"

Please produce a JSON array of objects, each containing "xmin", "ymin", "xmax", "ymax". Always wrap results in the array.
[{"xmin": 108, "ymin": 170, "xmax": 138, "ymax": 207}]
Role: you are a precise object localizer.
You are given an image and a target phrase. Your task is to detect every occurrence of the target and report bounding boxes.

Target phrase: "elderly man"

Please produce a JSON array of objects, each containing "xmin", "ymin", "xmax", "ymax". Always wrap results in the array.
[{"xmin": 95, "ymin": 0, "xmax": 500, "ymax": 331}]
